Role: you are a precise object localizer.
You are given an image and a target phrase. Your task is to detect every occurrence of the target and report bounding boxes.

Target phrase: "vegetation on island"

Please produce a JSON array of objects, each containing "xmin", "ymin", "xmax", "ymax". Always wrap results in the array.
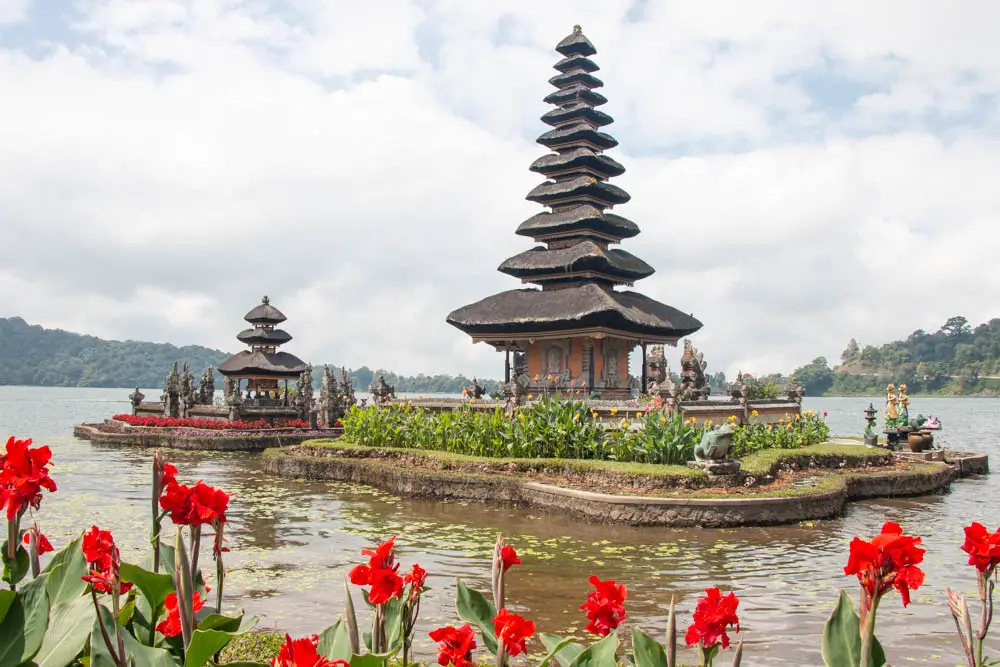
[
  {"xmin": 0, "ymin": 316, "xmax": 496, "ymax": 392},
  {"xmin": 341, "ymin": 397, "xmax": 830, "ymax": 465},
  {"xmin": 2, "ymin": 434, "xmax": 998, "ymax": 667}
]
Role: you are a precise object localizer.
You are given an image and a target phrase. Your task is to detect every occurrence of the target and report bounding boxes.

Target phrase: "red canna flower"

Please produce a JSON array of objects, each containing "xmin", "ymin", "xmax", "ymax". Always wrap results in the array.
[
  {"xmin": 349, "ymin": 537, "xmax": 404, "ymax": 605},
  {"xmin": 23, "ymin": 528, "xmax": 53, "ymax": 555},
  {"xmin": 429, "ymin": 624, "xmax": 477, "ymax": 667},
  {"xmin": 272, "ymin": 633, "xmax": 347, "ymax": 667},
  {"xmin": 961, "ymin": 522, "xmax": 1000, "ymax": 574},
  {"xmin": 405, "ymin": 563, "xmax": 427, "ymax": 594},
  {"xmin": 845, "ymin": 521, "xmax": 925, "ymax": 615},
  {"xmin": 685, "ymin": 587, "xmax": 740, "ymax": 650},
  {"xmin": 580, "ymin": 575, "xmax": 627, "ymax": 636},
  {"xmin": 160, "ymin": 480, "xmax": 231, "ymax": 526},
  {"xmin": 500, "ymin": 545, "xmax": 521, "ymax": 572},
  {"xmin": 81, "ymin": 525, "xmax": 132, "ymax": 595},
  {"xmin": 156, "ymin": 591, "xmax": 205, "ymax": 637},
  {"xmin": 493, "ymin": 608, "xmax": 534, "ymax": 657},
  {"xmin": 0, "ymin": 436, "xmax": 57, "ymax": 520}
]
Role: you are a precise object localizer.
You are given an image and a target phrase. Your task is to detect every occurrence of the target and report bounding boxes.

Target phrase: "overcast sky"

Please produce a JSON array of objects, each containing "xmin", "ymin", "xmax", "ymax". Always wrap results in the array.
[{"xmin": 2, "ymin": 0, "xmax": 998, "ymax": 380}]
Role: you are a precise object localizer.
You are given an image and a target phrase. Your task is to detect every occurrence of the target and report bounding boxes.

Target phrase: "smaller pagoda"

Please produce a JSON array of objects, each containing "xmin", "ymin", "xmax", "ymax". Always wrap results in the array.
[{"xmin": 218, "ymin": 296, "xmax": 309, "ymax": 405}]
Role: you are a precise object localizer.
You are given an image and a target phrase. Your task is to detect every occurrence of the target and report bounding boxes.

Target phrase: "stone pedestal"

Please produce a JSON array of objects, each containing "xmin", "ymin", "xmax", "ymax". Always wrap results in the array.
[
  {"xmin": 687, "ymin": 459, "xmax": 741, "ymax": 476},
  {"xmin": 864, "ymin": 434, "xmax": 878, "ymax": 447}
]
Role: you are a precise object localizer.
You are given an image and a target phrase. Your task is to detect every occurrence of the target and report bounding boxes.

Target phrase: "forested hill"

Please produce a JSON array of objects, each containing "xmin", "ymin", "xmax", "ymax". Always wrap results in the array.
[
  {"xmin": 792, "ymin": 316, "xmax": 1000, "ymax": 396},
  {"xmin": 0, "ymin": 317, "xmax": 230, "ymax": 388},
  {"xmin": 0, "ymin": 317, "xmax": 497, "ymax": 393}
]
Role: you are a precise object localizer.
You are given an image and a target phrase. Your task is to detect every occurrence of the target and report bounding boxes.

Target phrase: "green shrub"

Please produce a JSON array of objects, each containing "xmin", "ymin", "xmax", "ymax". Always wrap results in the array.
[{"xmin": 730, "ymin": 411, "xmax": 830, "ymax": 458}]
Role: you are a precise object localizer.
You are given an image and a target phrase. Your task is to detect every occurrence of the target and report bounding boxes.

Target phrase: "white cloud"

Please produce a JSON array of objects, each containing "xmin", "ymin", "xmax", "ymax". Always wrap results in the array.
[
  {"xmin": 1, "ymin": 0, "xmax": 999, "ymax": 381},
  {"xmin": 0, "ymin": 0, "xmax": 29, "ymax": 24}
]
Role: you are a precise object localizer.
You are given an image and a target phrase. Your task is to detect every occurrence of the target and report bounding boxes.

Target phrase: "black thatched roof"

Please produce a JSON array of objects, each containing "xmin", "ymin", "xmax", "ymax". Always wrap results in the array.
[
  {"xmin": 554, "ymin": 55, "xmax": 599, "ymax": 73},
  {"xmin": 541, "ymin": 104, "xmax": 613, "ymax": 128},
  {"xmin": 218, "ymin": 350, "xmax": 308, "ymax": 378},
  {"xmin": 244, "ymin": 296, "xmax": 286, "ymax": 324},
  {"xmin": 498, "ymin": 241, "xmax": 654, "ymax": 283},
  {"xmin": 544, "ymin": 85, "xmax": 607, "ymax": 108},
  {"xmin": 556, "ymin": 26, "xmax": 597, "ymax": 57},
  {"xmin": 537, "ymin": 125, "xmax": 618, "ymax": 151},
  {"xmin": 548, "ymin": 71, "xmax": 603, "ymax": 90},
  {"xmin": 447, "ymin": 283, "xmax": 702, "ymax": 340},
  {"xmin": 530, "ymin": 149, "xmax": 625, "ymax": 179},
  {"xmin": 236, "ymin": 328, "xmax": 293, "ymax": 346},
  {"xmin": 516, "ymin": 205, "xmax": 640, "ymax": 241},
  {"xmin": 526, "ymin": 176, "xmax": 630, "ymax": 207}
]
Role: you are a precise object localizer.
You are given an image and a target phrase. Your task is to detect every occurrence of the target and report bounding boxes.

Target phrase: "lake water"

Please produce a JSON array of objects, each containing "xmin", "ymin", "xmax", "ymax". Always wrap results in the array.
[{"xmin": 1, "ymin": 386, "xmax": 997, "ymax": 665}]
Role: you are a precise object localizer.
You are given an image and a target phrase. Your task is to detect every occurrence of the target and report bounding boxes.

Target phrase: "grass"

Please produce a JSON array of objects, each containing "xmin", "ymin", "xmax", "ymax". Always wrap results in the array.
[{"xmin": 740, "ymin": 443, "xmax": 892, "ymax": 477}]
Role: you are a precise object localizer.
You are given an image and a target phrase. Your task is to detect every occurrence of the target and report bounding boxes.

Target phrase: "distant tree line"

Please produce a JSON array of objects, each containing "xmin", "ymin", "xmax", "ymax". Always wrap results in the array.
[{"xmin": 0, "ymin": 317, "xmax": 497, "ymax": 392}]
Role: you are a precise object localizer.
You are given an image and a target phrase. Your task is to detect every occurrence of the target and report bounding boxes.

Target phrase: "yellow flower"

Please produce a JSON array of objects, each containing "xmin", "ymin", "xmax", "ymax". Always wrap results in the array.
[
  {"xmin": 779, "ymin": 418, "xmax": 785, "ymax": 425},
  {"xmin": 527, "ymin": 394, "xmax": 534, "ymax": 400},
  {"xmin": 767, "ymin": 424, "xmax": 773, "ymax": 430},
  {"xmin": 807, "ymin": 409, "xmax": 815, "ymax": 415},
  {"xmin": 659, "ymin": 416, "xmax": 666, "ymax": 425},
  {"xmin": 573, "ymin": 413, "xmax": 580, "ymax": 421},
  {"xmin": 547, "ymin": 374, "xmax": 553, "ymax": 381},
  {"xmin": 610, "ymin": 408, "xmax": 618, "ymax": 415},
  {"xmin": 751, "ymin": 410, "xmax": 759, "ymax": 417},
  {"xmin": 636, "ymin": 412, "xmax": 642, "ymax": 418},
  {"xmin": 592, "ymin": 411, "xmax": 599, "ymax": 419},
  {"xmin": 469, "ymin": 398, "xmax": 476, "ymax": 404},
  {"xmin": 706, "ymin": 419, "xmax": 713, "ymax": 426},
  {"xmin": 518, "ymin": 413, "xmax": 525, "ymax": 421},
  {"xmin": 622, "ymin": 420, "xmax": 631, "ymax": 429}
]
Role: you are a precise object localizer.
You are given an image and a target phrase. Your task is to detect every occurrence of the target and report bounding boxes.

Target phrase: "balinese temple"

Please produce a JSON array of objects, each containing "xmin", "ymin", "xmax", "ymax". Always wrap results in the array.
[
  {"xmin": 447, "ymin": 26, "xmax": 703, "ymax": 399},
  {"xmin": 218, "ymin": 296, "xmax": 309, "ymax": 404}
]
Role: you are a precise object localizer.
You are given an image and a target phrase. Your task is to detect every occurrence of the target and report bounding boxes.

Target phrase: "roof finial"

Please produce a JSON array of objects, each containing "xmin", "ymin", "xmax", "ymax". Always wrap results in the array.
[
  {"xmin": 573, "ymin": 24, "xmax": 582, "ymax": 33},
  {"xmin": 262, "ymin": 295, "xmax": 269, "ymax": 305}
]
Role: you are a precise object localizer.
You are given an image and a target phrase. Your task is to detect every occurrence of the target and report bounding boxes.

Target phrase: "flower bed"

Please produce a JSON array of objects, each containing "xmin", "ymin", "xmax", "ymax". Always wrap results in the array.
[
  {"xmin": 112, "ymin": 414, "xmax": 317, "ymax": 430},
  {"xmin": 341, "ymin": 398, "xmax": 830, "ymax": 466}
]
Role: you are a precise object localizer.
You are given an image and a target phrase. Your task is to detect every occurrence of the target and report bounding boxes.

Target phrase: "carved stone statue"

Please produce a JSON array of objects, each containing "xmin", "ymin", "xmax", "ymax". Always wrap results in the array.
[
  {"xmin": 694, "ymin": 424, "xmax": 736, "ymax": 461},
  {"xmin": 162, "ymin": 362, "xmax": 181, "ymax": 418},
  {"xmin": 645, "ymin": 345, "xmax": 667, "ymax": 395},
  {"xmin": 466, "ymin": 377, "xmax": 486, "ymax": 400},
  {"xmin": 679, "ymin": 340, "xmax": 709, "ymax": 401},
  {"xmin": 198, "ymin": 367, "xmax": 216, "ymax": 405},
  {"xmin": 729, "ymin": 371, "xmax": 746, "ymax": 403},
  {"xmin": 227, "ymin": 379, "xmax": 243, "ymax": 422},
  {"xmin": 340, "ymin": 369, "xmax": 357, "ymax": 409},
  {"xmin": 318, "ymin": 365, "xmax": 342, "ymax": 427},
  {"xmin": 885, "ymin": 383, "xmax": 900, "ymax": 429},
  {"xmin": 785, "ymin": 377, "xmax": 805, "ymax": 405},
  {"xmin": 297, "ymin": 365, "xmax": 315, "ymax": 418},
  {"xmin": 128, "ymin": 387, "xmax": 145, "ymax": 415},
  {"xmin": 369, "ymin": 374, "xmax": 395, "ymax": 406},
  {"xmin": 897, "ymin": 384, "xmax": 910, "ymax": 426},
  {"xmin": 503, "ymin": 373, "xmax": 529, "ymax": 415}
]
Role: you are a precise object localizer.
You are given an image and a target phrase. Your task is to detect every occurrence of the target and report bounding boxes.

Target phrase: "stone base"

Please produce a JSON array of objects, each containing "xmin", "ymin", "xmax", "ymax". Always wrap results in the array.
[
  {"xmin": 687, "ymin": 459, "xmax": 741, "ymax": 476},
  {"xmin": 864, "ymin": 434, "xmax": 878, "ymax": 447}
]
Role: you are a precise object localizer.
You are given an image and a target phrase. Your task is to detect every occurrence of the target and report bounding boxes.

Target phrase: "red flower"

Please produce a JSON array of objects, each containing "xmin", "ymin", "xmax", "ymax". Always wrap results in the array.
[
  {"xmin": 429, "ymin": 624, "xmax": 477, "ymax": 667},
  {"xmin": 579, "ymin": 575, "xmax": 627, "ymax": 636},
  {"xmin": 493, "ymin": 608, "xmax": 534, "ymax": 657},
  {"xmin": 23, "ymin": 528, "xmax": 53, "ymax": 555},
  {"xmin": 0, "ymin": 436, "xmax": 57, "ymax": 520},
  {"xmin": 81, "ymin": 526, "xmax": 132, "ymax": 595},
  {"xmin": 845, "ymin": 521, "xmax": 925, "ymax": 610},
  {"xmin": 405, "ymin": 563, "xmax": 427, "ymax": 594},
  {"xmin": 272, "ymin": 633, "xmax": 346, "ymax": 667},
  {"xmin": 156, "ymin": 591, "xmax": 205, "ymax": 637},
  {"xmin": 961, "ymin": 522, "xmax": 1000, "ymax": 574},
  {"xmin": 500, "ymin": 545, "xmax": 521, "ymax": 572},
  {"xmin": 685, "ymin": 587, "xmax": 740, "ymax": 650},
  {"xmin": 160, "ymin": 480, "xmax": 230, "ymax": 526},
  {"xmin": 349, "ymin": 537, "xmax": 404, "ymax": 605}
]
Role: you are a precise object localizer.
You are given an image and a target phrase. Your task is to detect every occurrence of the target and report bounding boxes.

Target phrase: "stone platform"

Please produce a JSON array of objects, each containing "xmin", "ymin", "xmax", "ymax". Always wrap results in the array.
[{"xmin": 73, "ymin": 420, "xmax": 342, "ymax": 452}]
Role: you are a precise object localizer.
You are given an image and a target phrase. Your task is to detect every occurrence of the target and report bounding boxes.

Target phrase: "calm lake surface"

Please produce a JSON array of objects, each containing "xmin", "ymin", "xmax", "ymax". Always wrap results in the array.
[{"xmin": 0, "ymin": 386, "xmax": 997, "ymax": 665}]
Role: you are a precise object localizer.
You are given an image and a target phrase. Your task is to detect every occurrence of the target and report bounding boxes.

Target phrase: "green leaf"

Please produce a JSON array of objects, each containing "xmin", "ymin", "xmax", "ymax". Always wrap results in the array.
[
  {"xmin": 43, "ymin": 536, "xmax": 89, "ymax": 605},
  {"xmin": 821, "ymin": 590, "xmax": 886, "ymax": 667},
  {"xmin": 631, "ymin": 629, "xmax": 668, "ymax": 667},
  {"xmin": 454, "ymin": 578, "xmax": 498, "ymax": 654},
  {"xmin": 539, "ymin": 633, "xmax": 585, "ymax": 667},
  {"xmin": 34, "ymin": 594, "xmax": 96, "ymax": 667},
  {"xmin": 0, "ymin": 591, "xmax": 14, "ymax": 626},
  {"xmin": 344, "ymin": 581, "xmax": 359, "ymax": 654},
  {"xmin": 538, "ymin": 636, "xmax": 578, "ymax": 667},
  {"xmin": 568, "ymin": 632, "xmax": 620, "ymax": 667},
  {"xmin": 383, "ymin": 595, "xmax": 404, "ymax": 653},
  {"xmin": 317, "ymin": 619, "xmax": 352, "ymax": 662},
  {"xmin": 120, "ymin": 562, "xmax": 175, "ymax": 613},
  {"xmin": 185, "ymin": 628, "xmax": 233, "ymax": 667},
  {"xmin": 0, "ymin": 541, "xmax": 30, "ymax": 587},
  {"xmin": 197, "ymin": 611, "xmax": 257, "ymax": 634},
  {"xmin": 91, "ymin": 604, "xmax": 175, "ymax": 667},
  {"xmin": 350, "ymin": 654, "xmax": 387, "ymax": 667},
  {"xmin": 118, "ymin": 597, "xmax": 136, "ymax": 627},
  {"xmin": 0, "ymin": 572, "xmax": 51, "ymax": 667}
]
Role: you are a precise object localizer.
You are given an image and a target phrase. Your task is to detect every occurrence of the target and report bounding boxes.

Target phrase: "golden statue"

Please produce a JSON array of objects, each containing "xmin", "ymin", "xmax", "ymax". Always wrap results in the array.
[{"xmin": 885, "ymin": 384, "xmax": 899, "ymax": 428}]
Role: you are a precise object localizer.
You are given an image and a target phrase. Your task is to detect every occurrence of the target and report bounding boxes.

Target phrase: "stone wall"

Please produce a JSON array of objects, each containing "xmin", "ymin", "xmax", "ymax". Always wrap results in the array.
[{"xmin": 73, "ymin": 422, "xmax": 341, "ymax": 452}]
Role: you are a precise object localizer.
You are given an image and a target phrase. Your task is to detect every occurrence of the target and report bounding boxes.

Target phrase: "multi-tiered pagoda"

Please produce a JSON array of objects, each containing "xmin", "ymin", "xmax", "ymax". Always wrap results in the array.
[
  {"xmin": 447, "ymin": 26, "xmax": 702, "ymax": 399},
  {"xmin": 218, "ymin": 296, "xmax": 309, "ymax": 401}
]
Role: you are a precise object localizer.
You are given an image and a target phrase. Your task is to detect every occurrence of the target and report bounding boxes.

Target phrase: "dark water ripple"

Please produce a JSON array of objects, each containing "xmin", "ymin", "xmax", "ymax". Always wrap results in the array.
[{"xmin": 1, "ymin": 386, "xmax": 998, "ymax": 664}]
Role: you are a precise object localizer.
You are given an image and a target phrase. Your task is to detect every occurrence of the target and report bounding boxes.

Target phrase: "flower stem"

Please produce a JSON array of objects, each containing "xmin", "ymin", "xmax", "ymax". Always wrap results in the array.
[
  {"xmin": 859, "ymin": 602, "xmax": 879, "ymax": 667},
  {"xmin": 92, "ymin": 588, "xmax": 123, "ymax": 667},
  {"xmin": 189, "ymin": 524, "xmax": 202, "ymax": 578}
]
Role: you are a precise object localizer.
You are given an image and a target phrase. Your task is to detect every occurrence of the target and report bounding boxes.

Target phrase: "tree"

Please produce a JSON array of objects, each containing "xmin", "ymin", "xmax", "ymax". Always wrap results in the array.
[
  {"xmin": 792, "ymin": 357, "xmax": 835, "ymax": 396},
  {"xmin": 840, "ymin": 338, "xmax": 860, "ymax": 364},
  {"xmin": 941, "ymin": 316, "xmax": 972, "ymax": 338}
]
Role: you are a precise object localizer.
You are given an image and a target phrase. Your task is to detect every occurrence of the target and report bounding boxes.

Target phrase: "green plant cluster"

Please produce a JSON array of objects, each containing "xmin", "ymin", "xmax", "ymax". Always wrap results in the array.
[
  {"xmin": 342, "ymin": 398, "xmax": 830, "ymax": 466},
  {"xmin": 729, "ymin": 412, "xmax": 830, "ymax": 458}
]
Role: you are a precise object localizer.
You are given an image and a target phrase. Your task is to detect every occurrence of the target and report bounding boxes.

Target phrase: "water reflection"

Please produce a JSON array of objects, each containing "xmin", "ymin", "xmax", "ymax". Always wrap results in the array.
[{"xmin": 1, "ymin": 387, "xmax": 997, "ymax": 665}]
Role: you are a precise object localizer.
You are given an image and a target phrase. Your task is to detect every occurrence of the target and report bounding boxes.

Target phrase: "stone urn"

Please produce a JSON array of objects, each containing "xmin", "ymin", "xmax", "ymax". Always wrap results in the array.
[{"xmin": 907, "ymin": 430, "xmax": 933, "ymax": 452}]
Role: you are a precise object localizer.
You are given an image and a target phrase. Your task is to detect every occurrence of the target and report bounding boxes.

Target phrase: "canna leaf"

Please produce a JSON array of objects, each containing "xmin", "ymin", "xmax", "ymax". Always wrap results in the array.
[
  {"xmin": 454, "ymin": 578, "xmax": 498, "ymax": 654},
  {"xmin": 821, "ymin": 590, "xmax": 886, "ymax": 667},
  {"xmin": 631, "ymin": 629, "xmax": 668, "ymax": 667}
]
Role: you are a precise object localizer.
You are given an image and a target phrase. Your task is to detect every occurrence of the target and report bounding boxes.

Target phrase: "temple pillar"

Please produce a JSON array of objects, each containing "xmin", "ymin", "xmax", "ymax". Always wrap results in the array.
[{"xmin": 641, "ymin": 342, "xmax": 647, "ymax": 395}]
